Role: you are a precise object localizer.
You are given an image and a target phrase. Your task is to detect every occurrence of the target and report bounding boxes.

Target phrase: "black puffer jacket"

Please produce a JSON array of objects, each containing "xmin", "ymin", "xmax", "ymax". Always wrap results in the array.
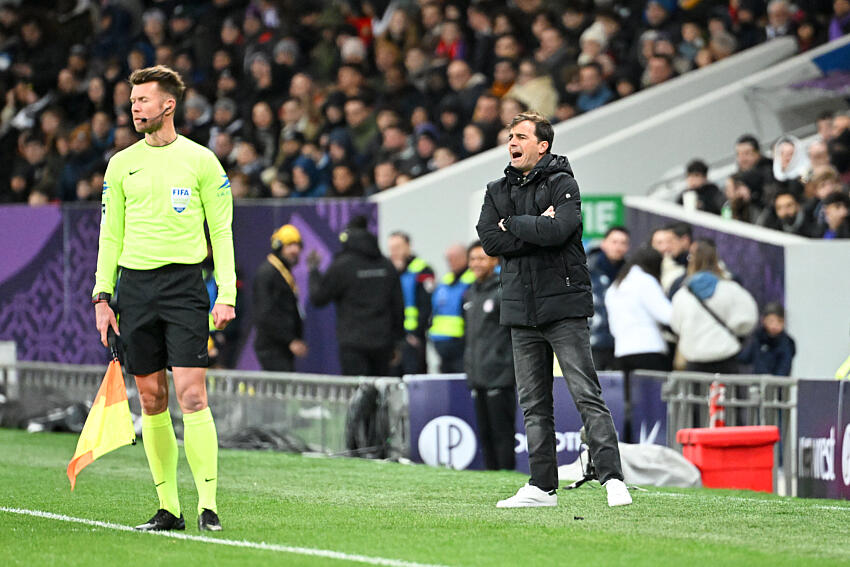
[
  {"xmin": 463, "ymin": 272, "xmax": 515, "ymax": 389},
  {"xmin": 309, "ymin": 228, "xmax": 404, "ymax": 349},
  {"xmin": 476, "ymin": 153, "xmax": 593, "ymax": 327}
]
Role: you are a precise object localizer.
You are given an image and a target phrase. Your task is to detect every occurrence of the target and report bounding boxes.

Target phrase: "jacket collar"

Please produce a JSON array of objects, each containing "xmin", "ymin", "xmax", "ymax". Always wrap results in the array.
[{"xmin": 504, "ymin": 153, "xmax": 554, "ymax": 186}]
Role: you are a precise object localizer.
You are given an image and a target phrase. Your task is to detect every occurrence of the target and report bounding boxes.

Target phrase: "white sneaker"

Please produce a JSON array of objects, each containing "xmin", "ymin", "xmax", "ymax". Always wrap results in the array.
[
  {"xmin": 604, "ymin": 479, "xmax": 632, "ymax": 507},
  {"xmin": 496, "ymin": 484, "xmax": 557, "ymax": 508}
]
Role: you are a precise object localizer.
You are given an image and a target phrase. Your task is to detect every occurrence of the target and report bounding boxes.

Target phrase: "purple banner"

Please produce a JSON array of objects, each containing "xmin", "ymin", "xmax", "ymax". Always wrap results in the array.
[
  {"xmin": 625, "ymin": 207, "xmax": 785, "ymax": 308},
  {"xmin": 406, "ymin": 372, "xmax": 625, "ymax": 472},
  {"xmin": 797, "ymin": 380, "xmax": 850, "ymax": 500},
  {"xmin": 631, "ymin": 372, "xmax": 669, "ymax": 446},
  {"xmin": 0, "ymin": 200, "xmax": 376, "ymax": 374}
]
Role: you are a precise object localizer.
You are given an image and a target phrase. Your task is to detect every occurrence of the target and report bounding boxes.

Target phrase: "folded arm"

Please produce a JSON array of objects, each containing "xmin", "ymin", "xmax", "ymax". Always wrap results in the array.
[
  {"xmin": 503, "ymin": 176, "xmax": 582, "ymax": 247},
  {"xmin": 476, "ymin": 189, "xmax": 538, "ymax": 257}
]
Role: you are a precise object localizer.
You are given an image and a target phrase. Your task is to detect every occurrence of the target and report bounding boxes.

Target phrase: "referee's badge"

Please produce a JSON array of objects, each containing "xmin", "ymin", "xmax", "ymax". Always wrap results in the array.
[{"xmin": 171, "ymin": 187, "xmax": 191, "ymax": 213}]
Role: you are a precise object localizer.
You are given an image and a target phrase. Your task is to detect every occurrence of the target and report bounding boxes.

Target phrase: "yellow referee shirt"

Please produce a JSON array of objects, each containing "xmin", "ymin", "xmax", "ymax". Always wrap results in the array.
[{"xmin": 93, "ymin": 136, "xmax": 236, "ymax": 305}]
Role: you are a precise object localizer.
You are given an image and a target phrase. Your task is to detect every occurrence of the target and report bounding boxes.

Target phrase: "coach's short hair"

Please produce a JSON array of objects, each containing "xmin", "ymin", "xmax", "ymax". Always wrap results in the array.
[
  {"xmin": 129, "ymin": 65, "xmax": 186, "ymax": 101},
  {"xmin": 509, "ymin": 111, "xmax": 553, "ymax": 153}
]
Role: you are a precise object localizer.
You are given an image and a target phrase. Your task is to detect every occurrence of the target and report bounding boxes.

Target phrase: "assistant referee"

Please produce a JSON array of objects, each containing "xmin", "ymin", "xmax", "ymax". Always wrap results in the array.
[{"xmin": 92, "ymin": 65, "xmax": 235, "ymax": 532}]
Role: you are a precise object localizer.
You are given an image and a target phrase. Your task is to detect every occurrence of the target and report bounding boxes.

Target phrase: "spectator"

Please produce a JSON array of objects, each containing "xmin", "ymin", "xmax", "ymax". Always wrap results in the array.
[
  {"xmin": 429, "ymin": 243, "xmax": 475, "ymax": 373},
  {"xmin": 290, "ymin": 155, "xmax": 328, "ymax": 199},
  {"xmin": 387, "ymin": 231, "xmax": 435, "ymax": 376},
  {"xmin": 738, "ymin": 302, "xmax": 796, "ymax": 376},
  {"xmin": 771, "ymin": 135, "xmax": 809, "ymax": 199},
  {"xmin": 817, "ymin": 191, "xmax": 850, "ymax": 239},
  {"xmin": 587, "ymin": 226, "xmax": 630, "ymax": 371},
  {"xmin": 471, "ymin": 93, "xmax": 502, "ymax": 143},
  {"xmin": 829, "ymin": 0, "xmax": 850, "ymax": 40},
  {"xmin": 504, "ymin": 59, "xmax": 558, "ymax": 120},
  {"xmin": 461, "ymin": 123, "xmax": 489, "ymax": 158},
  {"xmin": 253, "ymin": 224, "xmax": 307, "ymax": 372},
  {"xmin": 435, "ymin": 19, "xmax": 467, "ymax": 62},
  {"xmin": 721, "ymin": 171, "xmax": 765, "ymax": 223},
  {"xmin": 446, "ymin": 59, "xmax": 488, "ymax": 121},
  {"xmin": 58, "ymin": 125, "xmax": 100, "ymax": 202},
  {"xmin": 576, "ymin": 62, "xmax": 614, "ymax": 114},
  {"xmin": 735, "ymin": 134, "xmax": 774, "ymax": 203},
  {"xmin": 467, "ymin": 3, "xmax": 495, "ymax": 75},
  {"xmin": 678, "ymin": 159, "xmax": 723, "ymax": 214},
  {"xmin": 489, "ymin": 58, "xmax": 518, "ymax": 98},
  {"xmin": 642, "ymin": 53, "xmax": 676, "ymax": 89},
  {"xmin": 328, "ymin": 162, "xmax": 365, "ymax": 198},
  {"xmin": 463, "ymin": 240, "xmax": 516, "ymax": 471},
  {"xmin": 605, "ymin": 245, "xmax": 673, "ymax": 441},
  {"xmin": 807, "ymin": 139, "xmax": 831, "ymax": 175},
  {"xmin": 343, "ymin": 96, "xmax": 379, "ymax": 167},
  {"xmin": 535, "ymin": 26, "xmax": 572, "ymax": 81},
  {"xmin": 7, "ymin": 132, "xmax": 59, "ymax": 203},
  {"xmin": 758, "ymin": 187, "xmax": 818, "ymax": 236},
  {"xmin": 670, "ymin": 239, "xmax": 758, "ymax": 374},
  {"xmin": 208, "ymin": 97, "xmax": 244, "ymax": 151},
  {"xmin": 247, "ymin": 101, "xmax": 279, "ymax": 166},
  {"xmin": 805, "ymin": 165, "xmax": 842, "ymax": 228},
  {"xmin": 367, "ymin": 159, "xmax": 399, "ymax": 194},
  {"xmin": 308, "ymin": 216, "xmax": 404, "ymax": 377},
  {"xmin": 432, "ymin": 145, "xmax": 459, "ymax": 170},
  {"xmin": 763, "ymin": 0, "xmax": 798, "ymax": 41},
  {"xmin": 660, "ymin": 222, "xmax": 692, "ymax": 297},
  {"xmin": 181, "ymin": 95, "xmax": 212, "ymax": 146}
]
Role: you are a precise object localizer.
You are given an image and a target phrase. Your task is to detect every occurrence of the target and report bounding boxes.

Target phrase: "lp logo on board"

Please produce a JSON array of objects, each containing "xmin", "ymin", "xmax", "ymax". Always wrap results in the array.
[{"xmin": 418, "ymin": 416, "xmax": 476, "ymax": 470}]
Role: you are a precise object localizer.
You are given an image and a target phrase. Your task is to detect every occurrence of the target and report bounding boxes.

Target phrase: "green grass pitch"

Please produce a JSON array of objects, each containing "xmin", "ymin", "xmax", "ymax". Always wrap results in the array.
[{"xmin": 2, "ymin": 428, "xmax": 850, "ymax": 566}]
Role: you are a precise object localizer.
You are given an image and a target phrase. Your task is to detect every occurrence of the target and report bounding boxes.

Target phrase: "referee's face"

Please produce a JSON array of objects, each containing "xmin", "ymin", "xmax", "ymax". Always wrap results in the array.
[{"xmin": 130, "ymin": 82, "xmax": 172, "ymax": 134}]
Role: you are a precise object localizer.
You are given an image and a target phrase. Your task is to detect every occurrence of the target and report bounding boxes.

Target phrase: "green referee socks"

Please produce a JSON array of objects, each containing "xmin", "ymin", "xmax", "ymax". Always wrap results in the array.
[
  {"xmin": 141, "ymin": 410, "xmax": 181, "ymax": 517},
  {"xmin": 183, "ymin": 407, "xmax": 218, "ymax": 514}
]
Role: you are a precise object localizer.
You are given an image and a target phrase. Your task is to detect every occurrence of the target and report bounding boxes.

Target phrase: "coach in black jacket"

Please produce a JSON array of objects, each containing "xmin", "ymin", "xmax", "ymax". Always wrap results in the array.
[
  {"xmin": 463, "ymin": 241, "xmax": 516, "ymax": 470},
  {"xmin": 477, "ymin": 111, "xmax": 630, "ymax": 508},
  {"xmin": 309, "ymin": 217, "xmax": 404, "ymax": 376}
]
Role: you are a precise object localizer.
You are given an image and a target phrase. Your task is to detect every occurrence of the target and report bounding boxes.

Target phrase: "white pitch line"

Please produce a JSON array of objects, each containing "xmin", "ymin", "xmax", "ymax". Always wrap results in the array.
[{"xmin": 0, "ymin": 507, "xmax": 450, "ymax": 567}]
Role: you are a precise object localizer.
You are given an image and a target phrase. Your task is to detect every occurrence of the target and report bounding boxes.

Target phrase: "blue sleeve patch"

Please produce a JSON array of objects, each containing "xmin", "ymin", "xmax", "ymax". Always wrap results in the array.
[{"xmin": 217, "ymin": 175, "xmax": 231, "ymax": 197}]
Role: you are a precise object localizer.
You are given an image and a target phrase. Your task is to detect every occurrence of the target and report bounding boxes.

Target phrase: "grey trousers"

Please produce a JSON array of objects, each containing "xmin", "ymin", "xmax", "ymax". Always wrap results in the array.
[{"xmin": 511, "ymin": 317, "xmax": 624, "ymax": 491}]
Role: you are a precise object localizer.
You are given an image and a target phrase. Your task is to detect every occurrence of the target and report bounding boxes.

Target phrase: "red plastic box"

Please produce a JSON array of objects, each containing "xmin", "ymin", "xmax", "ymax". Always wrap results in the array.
[{"xmin": 676, "ymin": 426, "xmax": 780, "ymax": 493}]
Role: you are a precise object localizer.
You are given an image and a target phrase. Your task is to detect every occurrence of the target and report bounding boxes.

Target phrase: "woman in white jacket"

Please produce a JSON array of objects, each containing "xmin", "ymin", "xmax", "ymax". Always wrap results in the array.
[
  {"xmin": 605, "ymin": 246, "xmax": 673, "ymax": 442},
  {"xmin": 605, "ymin": 246, "xmax": 673, "ymax": 374},
  {"xmin": 670, "ymin": 239, "xmax": 758, "ymax": 374}
]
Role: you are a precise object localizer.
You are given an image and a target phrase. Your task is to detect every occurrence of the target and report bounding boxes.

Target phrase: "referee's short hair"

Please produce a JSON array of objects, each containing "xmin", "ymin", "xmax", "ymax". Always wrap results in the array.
[{"xmin": 129, "ymin": 65, "xmax": 186, "ymax": 101}]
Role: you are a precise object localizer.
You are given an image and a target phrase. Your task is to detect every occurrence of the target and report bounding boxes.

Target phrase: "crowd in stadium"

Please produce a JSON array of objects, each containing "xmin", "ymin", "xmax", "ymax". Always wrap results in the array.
[
  {"xmin": 678, "ymin": 111, "xmax": 850, "ymax": 239},
  {"xmin": 1, "ymin": 0, "xmax": 848, "ymax": 209}
]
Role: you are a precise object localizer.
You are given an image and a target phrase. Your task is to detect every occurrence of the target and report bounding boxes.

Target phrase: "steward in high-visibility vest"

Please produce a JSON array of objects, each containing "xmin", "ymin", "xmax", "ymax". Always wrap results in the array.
[
  {"xmin": 400, "ymin": 257, "xmax": 435, "ymax": 336},
  {"xmin": 396, "ymin": 256, "xmax": 435, "ymax": 374},
  {"xmin": 429, "ymin": 268, "xmax": 476, "ymax": 373}
]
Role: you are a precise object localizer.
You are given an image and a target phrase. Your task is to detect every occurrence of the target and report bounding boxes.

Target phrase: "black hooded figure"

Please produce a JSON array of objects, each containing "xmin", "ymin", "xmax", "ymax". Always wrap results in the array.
[{"xmin": 308, "ymin": 216, "xmax": 404, "ymax": 376}]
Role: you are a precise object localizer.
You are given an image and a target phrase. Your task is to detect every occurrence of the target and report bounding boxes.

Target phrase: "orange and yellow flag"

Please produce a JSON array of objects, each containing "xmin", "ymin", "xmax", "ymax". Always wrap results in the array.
[{"xmin": 67, "ymin": 359, "xmax": 136, "ymax": 489}]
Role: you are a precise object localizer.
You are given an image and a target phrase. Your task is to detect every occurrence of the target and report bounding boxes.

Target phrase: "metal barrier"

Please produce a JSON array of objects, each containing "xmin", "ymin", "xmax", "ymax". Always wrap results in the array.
[
  {"xmin": 0, "ymin": 361, "xmax": 403, "ymax": 455},
  {"xmin": 662, "ymin": 372, "xmax": 797, "ymax": 496}
]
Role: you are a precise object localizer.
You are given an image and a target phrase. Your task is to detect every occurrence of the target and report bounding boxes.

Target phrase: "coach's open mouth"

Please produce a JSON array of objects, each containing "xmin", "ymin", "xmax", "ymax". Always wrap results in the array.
[{"xmin": 511, "ymin": 150, "xmax": 522, "ymax": 159}]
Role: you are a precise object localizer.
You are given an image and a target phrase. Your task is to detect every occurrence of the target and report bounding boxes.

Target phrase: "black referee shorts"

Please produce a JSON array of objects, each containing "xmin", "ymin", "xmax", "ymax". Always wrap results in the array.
[{"xmin": 116, "ymin": 263, "xmax": 210, "ymax": 375}]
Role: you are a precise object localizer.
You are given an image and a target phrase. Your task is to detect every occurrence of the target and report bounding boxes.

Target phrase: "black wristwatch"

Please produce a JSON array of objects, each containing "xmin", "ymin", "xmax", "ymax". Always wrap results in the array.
[{"xmin": 92, "ymin": 292, "xmax": 111, "ymax": 304}]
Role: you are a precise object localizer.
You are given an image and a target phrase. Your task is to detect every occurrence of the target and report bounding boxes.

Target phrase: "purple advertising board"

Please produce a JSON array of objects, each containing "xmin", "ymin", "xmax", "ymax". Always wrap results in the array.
[
  {"xmin": 630, "ymin": 372, "xmax": 669, "ymax": 447},
  {"xmin": 796, "ymin": 380, "xmax": 850, "ymax": 500},
  {"xmin": 406, "ymin": 372, "xmax": 625, "ymax": 472},
  {"xmin": 0, "ymin": 201, "xmax": 376, "ymax": 374}
]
